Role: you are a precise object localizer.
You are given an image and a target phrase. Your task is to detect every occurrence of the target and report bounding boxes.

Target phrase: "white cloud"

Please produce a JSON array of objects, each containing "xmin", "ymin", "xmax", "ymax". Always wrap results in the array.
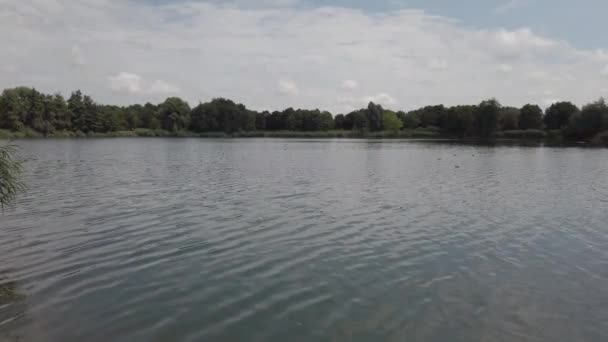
[
  {"xmin": 0, "ymin": 0, "xmax": 606, "ymax": 111},
  {"xmin": 542, "ymin": 98, "xmax": 561, "ymax": 106},
  {"xmin": 277, "ymin": 79, "xmax": 298, "ymax": 95},
  {"xmin": 108, "ymin": 72, "xmax": 178, "ymax": 94},
  {"xmin": 364, "ymin": 93, "xmax": 397, "ymax": 106},
  {"xmin": 526, "ymin": 70, "xmax": 561, "ymax": 82},
  {"xmin": 498, "ymin": 64, "xmax": 513, "ymax": 73},
  {"xmin": 336, "ymin": 96, "xmax": 357, "ymax": 113},
  {"xmin": 342, "ymin": 79, "xmax": 359, "ymax": 90},
  {"xmin": 148, "ymin": 79, "xmax": 180, "ymax": 93},
  {"xmin": 109, "ymin": 72, "xmax": 143, "ymax": 93},
  {"xmin": 428, "ymin": 58, "xmax": 448, "ymax": 70},
  {"xmin": 486, "ymin": 28, "xmax": 559, "ymax": 60},
  {"xmin": 71, "ymin": 45, "xmax": 86, "ymax": 66},
  {"xmin": 602, "ymin": 65, "xmax": 608, "ymax": 76}
]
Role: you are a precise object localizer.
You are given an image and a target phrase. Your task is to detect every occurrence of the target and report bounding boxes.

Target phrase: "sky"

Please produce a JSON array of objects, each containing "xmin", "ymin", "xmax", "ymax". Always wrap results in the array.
[{"xmin": 1, "ymin": 0, "xmax": 608, "ymax": 113}]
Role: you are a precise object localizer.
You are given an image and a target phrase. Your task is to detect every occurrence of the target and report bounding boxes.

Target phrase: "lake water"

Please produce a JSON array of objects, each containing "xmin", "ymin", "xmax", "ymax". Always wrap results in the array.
[{"xmin": 1, "ymin": 138, "xmax": 608, "ymax": 342}]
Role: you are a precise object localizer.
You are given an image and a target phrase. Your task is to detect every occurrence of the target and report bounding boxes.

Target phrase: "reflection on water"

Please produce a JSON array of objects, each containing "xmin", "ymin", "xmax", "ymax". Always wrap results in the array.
[
  {"xmin": 1, "ymin": 270, "xmax": 27, "ymax": 342},
  {"xmin": 1, "ymin": 138, "xmax": 608, "ymax": 342}
]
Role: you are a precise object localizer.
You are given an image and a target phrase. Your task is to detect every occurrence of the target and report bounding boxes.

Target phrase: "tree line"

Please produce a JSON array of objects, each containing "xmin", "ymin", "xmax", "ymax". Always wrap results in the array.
[{"xmin": 1, "ymin": 86, "xmax": 607, "ymax": 140}]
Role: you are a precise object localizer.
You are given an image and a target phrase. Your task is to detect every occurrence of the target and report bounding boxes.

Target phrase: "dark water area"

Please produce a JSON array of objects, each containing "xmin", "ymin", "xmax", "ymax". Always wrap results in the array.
[{"xmin": 1, "ymin": 138, "xmax": 608, "ymax": 342}]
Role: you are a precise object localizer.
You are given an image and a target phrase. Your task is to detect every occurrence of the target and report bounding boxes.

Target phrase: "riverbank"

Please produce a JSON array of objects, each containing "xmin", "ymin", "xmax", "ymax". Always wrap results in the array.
[
  {"xmin": 0, "ymin": 128, "xmax": 444, "ymax": 139},
  {"xmin": 1, "ymin": 128, "xmax": 606, "ymax": 145}
]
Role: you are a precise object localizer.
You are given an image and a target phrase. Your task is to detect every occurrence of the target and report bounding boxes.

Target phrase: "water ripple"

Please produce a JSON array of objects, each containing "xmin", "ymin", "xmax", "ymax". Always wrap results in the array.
[{"xmin": 1, "ymin": 139, "xmax": 608, "ymax": 342}]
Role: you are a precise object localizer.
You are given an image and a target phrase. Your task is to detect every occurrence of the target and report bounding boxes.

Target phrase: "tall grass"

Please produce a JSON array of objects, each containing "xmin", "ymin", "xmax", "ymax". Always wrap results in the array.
[
  {"xmin": 0, "ymin": 145, "xmax": 25, "ymax": 208},
  {"xmin": 491, "ymin": 130, "xmax": 547, "ymax": 139}
]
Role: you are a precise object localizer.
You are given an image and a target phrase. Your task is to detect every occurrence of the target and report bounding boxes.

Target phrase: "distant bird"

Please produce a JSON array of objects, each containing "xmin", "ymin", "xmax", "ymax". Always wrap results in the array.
[{"xmin": 455, "ymin": 165, "xmax": 460, "ymax": 168}]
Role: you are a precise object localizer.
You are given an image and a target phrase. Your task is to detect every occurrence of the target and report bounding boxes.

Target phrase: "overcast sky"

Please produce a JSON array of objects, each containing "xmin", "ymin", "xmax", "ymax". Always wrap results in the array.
[{"xmin": 1, "ymin": 0, "xmax": 608, "ymax": 113}]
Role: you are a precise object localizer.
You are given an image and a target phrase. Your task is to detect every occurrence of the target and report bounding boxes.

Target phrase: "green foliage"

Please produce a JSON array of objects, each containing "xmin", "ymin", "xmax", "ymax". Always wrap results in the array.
[
  {"xmin": 255, "ymin": 111, "xmax": 268, "ymax": 130},
  {"xmin": 591, "ymin": 130, "xmax": 608, "ymax": 145},
  {"xmin": 492, "ymin": 130, "xmax": 547, "ymax": 139},
  {"xmin": 68, "ymin": 90, "xmax": 85, "ymax": 132},
  {"xmin": 190, "ymin": 98, "xmax": 254, "ymax": 133},
  {"xmin": 347, "ymin": 110, "xmax": 369, "ymax": 132},
  {"xmin": 383, "ymin": 110, "xmax": 403, "ymax": 133},
  {"xmin": 341, "ymin": 102, "xmax": 386, "ymax": 132},
  {"xmin": 0, "ymin": 281, "xmax": 25, "ymax": 304},
  {"xmin": 445, "ymin": 105, "xmax": 476, "ymax": 136},
  {"xmin": 0, "ymin": 271, "xmax": 25, "ymax": 305},
  {"xmin": 0, "ymin": 128, "xmax": 43, "ymax": 139},
  {"xmin": 499, "ymin": 107, "xmax": 520, "ymax": 131},
  {"xmin": 334, "ymin": 114, "xmax": 346, "ymax": 130},
  {"xmin": 519, "ymin": 104, "xmax": 543, "ymax": 130},
  {"xmin": 475, "ymin": 99, "xmax": 500, "ymax": 137},
  {"xmin": 134, "ymin": 128, "xmax": 159, "ymax": 137},
  {"xmin": 98, "ymin": 105, "xmax": 127, "ymax": 132},
  {"xmin": 0, "ymin": 145, "xmax": 25, "ymax": 208},
  {"xmin": 1, "ymin": 86, "xmax": 608, "ymax": 142},
  {"xmin": 366, "ymin": 102, "xmax": 384, "ymax": 131},
  {"xmin": 140, "ymin": 103, "xmax": 160, "ymax": 129},
  {"xmin": 544, "ymin": 101, "xmax": 579, "ymax": 130},
  {"xmin": 318, "ymin": 111, "xmax": 334, "ymax": 131},
  {"xmin": 158, "ymin": 97, "xmax": 191, "ymax": 132},
  {"xmin": 408, "ymin": 105, "xmax": 446, "ymax": 128},
  {"xmin": 569, "ymin": 98, "xmax": 608, "ymax": 138},
  {"xmin": 134, "ymin": 128, "xmax": 171, "ymax": 137},
  {"xmin": 0, "ymin": 87, "xmax": 30, "ymax": 131},
  {"xmin": 401, "ymin": 112, "xmax": 421, "ymax": 129},
  {"xmin": 49, "ymin": 93, "xmax": 70, "ymax": 131}
]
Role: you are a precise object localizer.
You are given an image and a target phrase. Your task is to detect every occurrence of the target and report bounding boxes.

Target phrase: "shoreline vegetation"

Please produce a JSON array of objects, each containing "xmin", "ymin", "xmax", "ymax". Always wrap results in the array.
[
  {"xmin": 1, "ymin": 87, "xmax": 607, "ymax": 145},
  {"xmin": 0, "ymin": 127, "xmax": 562, "ymax": 141}
]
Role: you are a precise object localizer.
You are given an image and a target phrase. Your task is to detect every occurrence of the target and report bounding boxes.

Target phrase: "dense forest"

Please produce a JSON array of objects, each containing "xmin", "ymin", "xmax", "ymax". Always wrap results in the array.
[{"xmin": 1, "ymin": 86, "xmax": 607, "ymax": 142}]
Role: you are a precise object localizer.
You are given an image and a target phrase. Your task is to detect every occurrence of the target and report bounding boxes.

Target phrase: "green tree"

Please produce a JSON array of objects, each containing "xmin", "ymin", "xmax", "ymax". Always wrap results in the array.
[
  {"xmin": 319, "ymin": 111, "xmax": 334, "ymax": 131},
  {"xmin": 49, "ymin": 94, "xmax": 70, "ymax": 131},
  {"xmin": 267, "ymin": 111, "xmax": 283, "ymax": 130},
  {"xmin": 242, "ymin": 111, "xmax": 257, "ymax": 131},
  {"xmin": 346, "ymin": 110, "xmax": 369, "ymax": 132},
  {"xmin": 255, "ymin": 112, "xmax": 268, "ymax": 130},
  {"xmin": 413, "ymin": 105, "xmax": 446, "ymax": 128},
  {"xmin": 98, "ymin": 105, "xmax": 127, "ymax": 132},
  {"xmin": 402, "ymin": 112, "xmax": 421, "ymax": 129},
  {"xmin": 498, "ymin": 107, "xmax": 520, "ymax": 131},
  {"xmin": 575, "ymin": 98, "xmax": 608, "ymax": 137},
  {"xmin": 475, "ymin": 99, "xmax": 500, "ymax": 137},
  {"xmin": 383, "ymin": 110, "xmax": 403, "ymax": 133},
  {"xmin": 519, "ymin": 104, "xmax": 543, "ymax": 130},
  {"xmin": 190, "ymin": 98, "xmax": 254, "ymax": 133},
  {"xmin": 544, "ymin": 102, "xmax": 579, "ymax": 130},
  {"xmin": 68, "ymin": 90, "xmax": 86, "ymax": 132},
  {"xmin": 158, "ymin": 97, "xmax": 191, "ymax": 132},
  {"xmin": 445, "ymin": 105, "xmax": 476, "ymax": 136},
  {"xmin": 140, "ymin": 103, "xmax": 160, "ymax": 129},
  {"xmin": 0, "ymin": 88, "xmax": 28, "ymax": 131},
  {"xmin": 366, "ymin": 102, "xmax": 384, "ymax": 131},
  {"xmin": 123, "ymin": 106, "xmax": 142, "ymax": 130},
  {"xmin": 334, "ymin": 114, "xmax": 346, "ymax": 130},
  {"xmin": 190, "ymin": 102, "xmax": 217, "ymax": 132},
  {"xmin": 82, "ymin": 95, "xmax": 99, "ymax": 132},
  {"xmin": 0, "ymin": 145, "xmax": 24, "ymax": 208},
  {"xmin": 341, "ymin": 113, "xmax": 354, "ymax": 130},
  {"xmin": 395, "ymin": 111, "xmax": 407, "ymax": 128},
  {"xmin": 25, "ymin": 88, "xmax": 46, "ymax": 133},
  {"xmin": 282, "ymin": 108, "xmax": 298, "ymax": 131}
]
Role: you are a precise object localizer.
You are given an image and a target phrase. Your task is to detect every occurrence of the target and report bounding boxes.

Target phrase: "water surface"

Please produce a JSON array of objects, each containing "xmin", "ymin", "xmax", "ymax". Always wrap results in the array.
[{"xmin": 1, "ymin": 138, "xmax": 608, "ymax": 341}]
